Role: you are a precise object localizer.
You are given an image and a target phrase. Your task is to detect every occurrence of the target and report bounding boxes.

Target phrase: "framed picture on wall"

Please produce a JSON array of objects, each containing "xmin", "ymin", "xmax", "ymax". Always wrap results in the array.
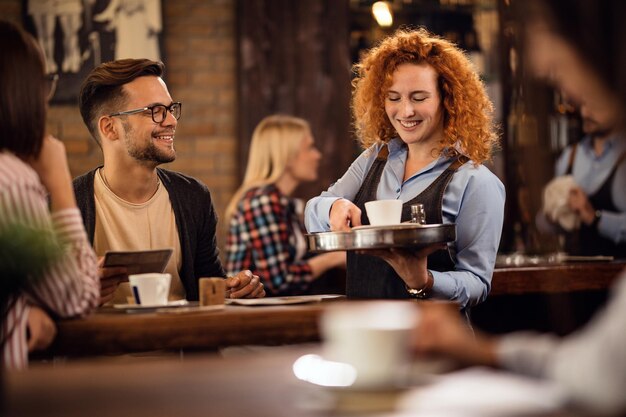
[{"xmin": 23, "ymin": 0, "xmax": 164, "ymax": 103}]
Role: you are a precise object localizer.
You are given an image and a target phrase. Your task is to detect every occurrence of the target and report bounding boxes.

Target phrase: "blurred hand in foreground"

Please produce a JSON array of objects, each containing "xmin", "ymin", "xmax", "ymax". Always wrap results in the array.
[{"xmin": 412, "ymin": 301, "xmax": 498, "ymax": 367}]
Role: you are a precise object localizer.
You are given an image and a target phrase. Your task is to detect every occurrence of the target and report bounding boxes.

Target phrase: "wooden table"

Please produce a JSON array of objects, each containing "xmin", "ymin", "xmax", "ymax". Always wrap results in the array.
[
  {"xmin": 48, "ymin": 303, "xmax": 327, "ymax": 357},
  {"xmin": 491, "ymin": 261, "xmax": 625, "ymax": 296},
  {"xmin": 6, "ymin": 346, "xmax": 589, "ymax": 417},
  {"xmin": 47, "ymin": 262, "xmax": 625, "ymax": 357}
]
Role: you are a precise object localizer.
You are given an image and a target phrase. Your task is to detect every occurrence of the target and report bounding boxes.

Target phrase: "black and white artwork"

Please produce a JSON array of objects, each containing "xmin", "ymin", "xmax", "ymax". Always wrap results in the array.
[{"xmin": 24, "ymin": 0, "xmax": 163, "ymax": 103}]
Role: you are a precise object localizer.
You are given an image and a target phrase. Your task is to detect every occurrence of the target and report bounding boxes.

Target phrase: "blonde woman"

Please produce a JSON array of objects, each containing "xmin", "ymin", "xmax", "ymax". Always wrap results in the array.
[{"xmin": 226, "ymin": 115, "xmax": 345, "ymax": 296}]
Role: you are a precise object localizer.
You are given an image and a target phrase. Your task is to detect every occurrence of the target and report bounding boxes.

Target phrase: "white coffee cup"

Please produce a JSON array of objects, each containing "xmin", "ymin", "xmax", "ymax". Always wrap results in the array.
[
  {"xmin": 129, "ymin": 273, "xmax": 171, "ymax": 306},
  {"xmin": 320, "ymin": 301, "xmax": 419, "ymax": 388},
  {"xmin": 364, "ymin": 199, "xmax": 403, "ymax": 226}
]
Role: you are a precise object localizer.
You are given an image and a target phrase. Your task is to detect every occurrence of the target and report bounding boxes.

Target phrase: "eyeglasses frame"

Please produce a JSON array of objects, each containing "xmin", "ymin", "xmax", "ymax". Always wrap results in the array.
[
  {"xmin": 108, "ymin": 101, "xmax": 182, "ymax": 124},
  {"xmin": 45, "ymin": 73, "xmax": 58, "ymax": 101}
]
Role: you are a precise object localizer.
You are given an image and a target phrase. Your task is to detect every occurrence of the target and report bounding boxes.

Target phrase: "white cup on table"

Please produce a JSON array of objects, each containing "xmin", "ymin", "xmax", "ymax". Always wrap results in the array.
[
  {"xmin": 365, "ymin": 199, "xmax": 403, "ymax": 226},
  {"xmin": 320, "ymin": 301, "xmax": 419, "ymax": 388},
  {"xmin": 128, "ymin": 273, "xmax": 171, "ymax": 306}
]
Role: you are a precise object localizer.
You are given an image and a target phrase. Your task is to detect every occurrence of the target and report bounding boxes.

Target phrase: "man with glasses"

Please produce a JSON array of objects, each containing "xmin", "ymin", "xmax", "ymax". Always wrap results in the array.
[{"xmin": 74, "ymin": 58, "xmax": 265, "ymax": 305}]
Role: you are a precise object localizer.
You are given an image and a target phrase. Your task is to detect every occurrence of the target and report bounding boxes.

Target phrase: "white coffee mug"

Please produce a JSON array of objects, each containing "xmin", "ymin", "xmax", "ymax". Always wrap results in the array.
[
  {"xmin": 320, "ymin": 301, "xmax": 419, "ymax": 388},
  {"xmin": 365, "ymin": 199, "xmax": 403, "ymax": 226},
  {"xmin": 129, "ymin": 273, "xmax": 171, "ymax": 306}
]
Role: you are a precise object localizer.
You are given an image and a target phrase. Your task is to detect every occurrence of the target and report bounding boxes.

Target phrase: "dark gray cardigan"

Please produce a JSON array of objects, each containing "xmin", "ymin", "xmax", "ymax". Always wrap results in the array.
[{"xmin": 73, "ymin": 167, "xmax": 226, "ymax": 301}]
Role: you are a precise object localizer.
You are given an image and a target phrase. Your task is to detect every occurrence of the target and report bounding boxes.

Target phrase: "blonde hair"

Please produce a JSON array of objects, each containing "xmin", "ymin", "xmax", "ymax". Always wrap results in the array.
[
  {"xmin": 352, "ymin": 28, "xmax": 499, "ymax": 164},
  {"xmin": 225, "ymin": 115, "xmax": 311, "ymax": 221}
]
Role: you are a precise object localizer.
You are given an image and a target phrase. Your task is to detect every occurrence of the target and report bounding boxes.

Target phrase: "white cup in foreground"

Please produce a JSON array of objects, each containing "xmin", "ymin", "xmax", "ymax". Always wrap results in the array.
[
  {"xmin": 365, "ymin": 199, "xmax": 403, "ymax": 226},
  {"xmin": 321, "ymin": 301, "xmax": 419, "ymax": 388},
  {"xmin": 129, "ymin": 273, "xmax": 171, "ymax": 306}
]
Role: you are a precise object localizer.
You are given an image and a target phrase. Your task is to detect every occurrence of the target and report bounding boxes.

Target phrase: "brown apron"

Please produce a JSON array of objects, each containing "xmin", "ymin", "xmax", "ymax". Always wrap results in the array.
[{"xmin": 346, "ymin": 145, "xmax": 467, "ymax": 298}]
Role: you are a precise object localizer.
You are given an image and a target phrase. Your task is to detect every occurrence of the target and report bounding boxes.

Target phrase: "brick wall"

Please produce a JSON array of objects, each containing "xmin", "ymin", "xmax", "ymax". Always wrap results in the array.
[{"xmin": 1, "ymin": 0, "xmax": 238, "ymax": 251}]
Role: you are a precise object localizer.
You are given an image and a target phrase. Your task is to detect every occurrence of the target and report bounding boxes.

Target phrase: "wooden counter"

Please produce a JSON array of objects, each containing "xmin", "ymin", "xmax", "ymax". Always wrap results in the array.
[
  {"xmin": 491, "ymin": 261, "xmax": 625, "ymax": 296},
  {"xmin": 475, "ymin": 261, "xmax": 625, "ymax": 335}
]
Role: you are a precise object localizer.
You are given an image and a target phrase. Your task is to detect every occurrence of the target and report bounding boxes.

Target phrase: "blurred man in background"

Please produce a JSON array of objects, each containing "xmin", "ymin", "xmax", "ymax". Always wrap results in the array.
[{"xmin": 543, "ymin": 99, "xmax": 626, "ymax": 257}]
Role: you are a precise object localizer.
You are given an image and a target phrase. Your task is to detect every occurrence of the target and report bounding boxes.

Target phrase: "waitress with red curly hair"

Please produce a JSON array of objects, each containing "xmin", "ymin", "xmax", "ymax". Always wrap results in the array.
[{"xmin": 305, "ymin": 28, "xmax": 505, "ymax": 311}]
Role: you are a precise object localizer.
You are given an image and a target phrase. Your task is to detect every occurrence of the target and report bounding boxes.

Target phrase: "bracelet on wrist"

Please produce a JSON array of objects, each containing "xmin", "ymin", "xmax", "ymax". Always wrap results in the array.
[{"xmin": 405, "ymin": 270, "xmax": 433, "ymax": 299}]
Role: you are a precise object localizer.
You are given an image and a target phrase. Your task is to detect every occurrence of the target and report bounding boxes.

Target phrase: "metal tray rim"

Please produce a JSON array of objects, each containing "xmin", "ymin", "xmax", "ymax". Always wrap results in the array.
[{"xmin": 306, "ymin": 223, "xmax": 456, "ymax": 252}]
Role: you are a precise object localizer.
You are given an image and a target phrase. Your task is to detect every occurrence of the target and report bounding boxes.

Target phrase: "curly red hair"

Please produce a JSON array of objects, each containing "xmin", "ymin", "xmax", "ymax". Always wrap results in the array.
[{"xmin": 352, "ymin": 28, "xmax": 499, "ymax": 164}]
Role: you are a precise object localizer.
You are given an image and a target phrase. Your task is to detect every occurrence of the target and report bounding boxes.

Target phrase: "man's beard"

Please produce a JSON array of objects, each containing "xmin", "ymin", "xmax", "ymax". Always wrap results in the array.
[
  {"xmin": 122, "ymin": 121, "xmax": 176, "ymax": 164},
  {"xmin": 582, "ymin": 117, "xmax": 614, "ymax": 138}
]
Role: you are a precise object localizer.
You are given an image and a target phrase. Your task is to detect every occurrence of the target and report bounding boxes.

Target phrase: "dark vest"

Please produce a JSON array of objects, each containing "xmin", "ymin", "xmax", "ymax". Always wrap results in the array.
[
  {"xmin": 346, "ymin": 145, "xmax": 467, "ymax": 298},
  {"xmin": 565, "ymin": 143, "xmax": 626, "ymax": 258}
]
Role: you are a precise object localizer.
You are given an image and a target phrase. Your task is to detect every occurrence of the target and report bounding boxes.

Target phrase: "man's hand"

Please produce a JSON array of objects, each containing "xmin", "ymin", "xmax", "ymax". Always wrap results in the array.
[
  {"xmin": 26, "ymin": 135, "xmax": 77, "ymax": 212},
  {"xmin": 225, "ymin": 270, "xmax": 265, "ymax": 299},
  {"xmin": 569, "ymin": 187, "xmax": 595, "ymax": 225},
  {"xmin": 97, "ymin": 257, "xmax": 128, "ymax": 305},
  {"xmin": 27, "ymin": 306, "xmax": 57, "ymax": 352},
  {"xmin": 329, "ymin": 198, "xmax": 362, "ymax": 231}
]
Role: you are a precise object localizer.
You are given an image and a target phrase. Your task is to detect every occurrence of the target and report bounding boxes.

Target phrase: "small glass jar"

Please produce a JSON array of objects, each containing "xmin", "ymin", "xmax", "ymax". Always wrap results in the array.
[{"xmin": 410, "ymin": 204, "xmax": 426, "ymax": 225}]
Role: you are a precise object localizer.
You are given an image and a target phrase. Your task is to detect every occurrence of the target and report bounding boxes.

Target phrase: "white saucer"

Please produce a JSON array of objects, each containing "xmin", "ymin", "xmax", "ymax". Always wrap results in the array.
[
  {"xmin": 113, "ymin": 299, "xmax": 189, "ymax": 310},
  {"xmin": 293, "ymin": 353, "xmax": 411, "ymax": 414}
]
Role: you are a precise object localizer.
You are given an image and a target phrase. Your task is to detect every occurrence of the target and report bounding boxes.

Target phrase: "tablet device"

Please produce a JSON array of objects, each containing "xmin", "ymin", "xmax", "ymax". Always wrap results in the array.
[{"xmin": 103, "ymin": 249, "xmax": 173, "ymax": 275}]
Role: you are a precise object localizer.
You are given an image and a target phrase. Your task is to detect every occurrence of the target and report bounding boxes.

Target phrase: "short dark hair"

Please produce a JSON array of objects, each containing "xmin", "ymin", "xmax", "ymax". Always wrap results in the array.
[
  {"xmin": 0, "ymin": 21, "xmax": 47, "ymax": 159},
  {"xmin": 79, "ymin": 59, "xmax": 165, "ymax": 146}
]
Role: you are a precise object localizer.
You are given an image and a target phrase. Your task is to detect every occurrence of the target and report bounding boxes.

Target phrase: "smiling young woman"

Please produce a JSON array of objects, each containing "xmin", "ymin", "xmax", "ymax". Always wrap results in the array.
[{"xmin": 305, "ymin": 28, "xmax": 504, "ymax": 311}]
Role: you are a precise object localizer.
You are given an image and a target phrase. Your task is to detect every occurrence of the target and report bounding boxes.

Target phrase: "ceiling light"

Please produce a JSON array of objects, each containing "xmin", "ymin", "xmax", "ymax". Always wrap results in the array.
[{"xmin": 372, "ymin": 1, "xmax": 393, "ymax": 27}]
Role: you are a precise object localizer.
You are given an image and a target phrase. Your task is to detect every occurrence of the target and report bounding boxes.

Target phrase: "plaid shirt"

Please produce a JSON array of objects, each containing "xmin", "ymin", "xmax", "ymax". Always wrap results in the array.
[{"xmin": 226, "ymin": 184, "xmax": 313, "ymax": 296}]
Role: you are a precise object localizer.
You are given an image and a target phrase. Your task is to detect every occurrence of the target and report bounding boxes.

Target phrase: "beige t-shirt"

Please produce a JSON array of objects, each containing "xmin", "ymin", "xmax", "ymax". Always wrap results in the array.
[{"xmin": 93, "ymin": 168, "xmax": 184, "ymax": 303}]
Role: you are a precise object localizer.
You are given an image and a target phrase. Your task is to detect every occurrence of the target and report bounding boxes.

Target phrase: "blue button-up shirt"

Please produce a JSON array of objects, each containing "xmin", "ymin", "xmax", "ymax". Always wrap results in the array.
[
  {"xmin": 555, "ymin": 134, "xmax": 626, "ymax": 244},
  {"xmin": 305, "ymin": 138, "xmax": 505, "ymax": 308}
]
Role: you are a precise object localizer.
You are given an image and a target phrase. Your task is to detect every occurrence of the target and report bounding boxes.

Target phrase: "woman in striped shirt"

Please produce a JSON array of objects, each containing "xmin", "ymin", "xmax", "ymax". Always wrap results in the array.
[{"xmin": 0, "ymin": 21, "xmax": 99, "ymax": 369}]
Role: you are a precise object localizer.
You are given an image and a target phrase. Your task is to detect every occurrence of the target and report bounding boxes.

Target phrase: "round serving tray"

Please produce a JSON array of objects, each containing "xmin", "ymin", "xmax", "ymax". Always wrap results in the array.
[{"xmin": 306, "ymin": 223, "xmax": 456, "ymax": 252}]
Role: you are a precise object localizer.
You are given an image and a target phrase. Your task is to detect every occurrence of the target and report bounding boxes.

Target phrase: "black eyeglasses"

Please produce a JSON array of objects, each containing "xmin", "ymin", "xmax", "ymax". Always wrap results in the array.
[
  {"xmin": 45, "ymin": 73, "xmax": 58, "ymax": 101},
  {"xmin": 108, "ymin": 102, "xmax": 182, "ymax": 124}
]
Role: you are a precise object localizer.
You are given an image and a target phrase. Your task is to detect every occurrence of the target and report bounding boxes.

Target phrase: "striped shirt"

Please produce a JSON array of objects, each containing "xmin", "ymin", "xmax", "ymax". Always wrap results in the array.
[{"xmin": 1, "ymin": 152, "xmax": 99, "ymax": 370}]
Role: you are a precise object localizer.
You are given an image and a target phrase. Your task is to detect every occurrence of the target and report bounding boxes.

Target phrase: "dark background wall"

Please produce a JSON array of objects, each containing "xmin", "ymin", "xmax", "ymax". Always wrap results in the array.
[
  {"xmin": 236, "ymin": 0, "xmax": 355, "ymax": 201},
  {"xmin": 0, "ymin": 0, "xmax": 562, "ymax": 255}
]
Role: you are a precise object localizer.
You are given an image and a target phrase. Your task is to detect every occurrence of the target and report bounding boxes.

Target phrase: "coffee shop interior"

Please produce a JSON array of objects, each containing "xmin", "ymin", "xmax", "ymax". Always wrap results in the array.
[{"xmin": 2, "ymin": 0, "xmax": 625, "ymax": 416}]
